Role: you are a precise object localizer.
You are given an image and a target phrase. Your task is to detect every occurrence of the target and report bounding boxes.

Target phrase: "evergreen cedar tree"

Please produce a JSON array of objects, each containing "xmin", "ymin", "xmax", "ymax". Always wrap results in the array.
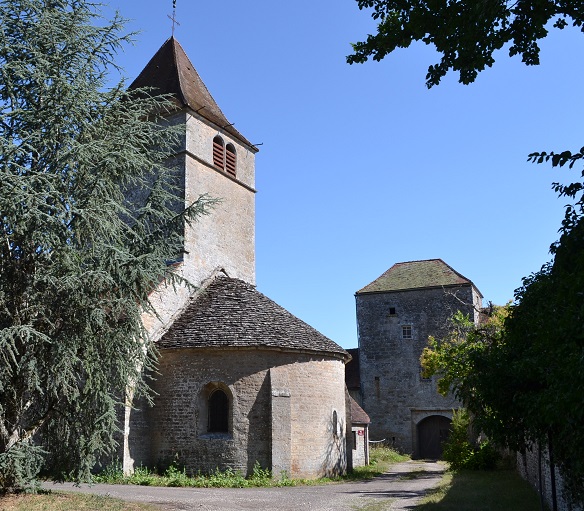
[
  {"xmin": 353, "ymin": 0, "xmax": 584, "ymax": 506},
  {"xmin": 0, "ymin": 0, "xmax": 213, "ymax": 492},
  {"xmin": 347, "ymin": 0, "xmax": 584, "ymax": 87}
]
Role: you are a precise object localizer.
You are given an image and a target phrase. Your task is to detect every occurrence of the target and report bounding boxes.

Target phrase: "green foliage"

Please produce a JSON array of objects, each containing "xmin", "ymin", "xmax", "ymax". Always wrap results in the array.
[
  {"xmin": 442, "ymin": 410, "xmax": 499, "ymax": 471},
  {"xmin": 348, "ymin": 0, "xmax": 584, "ymax": 87},
  {"xmin": 0, "ymin": 442, "xmax": 44, "ymax": 492},
  {"xmin": 350, "ymin": 446, "xmax": 410, "ymax": 480},
  {"xmin": 349, "ymin": 0, "xmax": 584, "ymax": 503},
  {"xmin": 422, "ymin": 260, "xmax": 584, "ymax": 504},
  {"xmin": 92, "ymin": 453, "xmax": 412, "ymax": 488},
  {"xmin": 498, "ymin": 150, "xmax": 584, "ymax": 503},
  {"xmin": 93, "ymin": 461, "xmax": 274, "ymax": 488},
  {"xmin": 128, "ymin": 467, "xmax": 155, "ymax": 487},
  {"xmin": 528, "ymin": 146, "xmax": 584, "ymax": 249},
  {"xmin": 441, "ymin": 410, "xmax": 473, "ymax": 470},
  {"xmin": 421, "ymin": 307, "xmax": 519, "ymax": 450},
  {"xmin": 504, "ymin": 222, "xmax": 584, "ymax": 505},
  {"xmin": 0, "ymin": 0, "xmax": 213, "ymax": 492},
  {"xmin": 163, "ymin": 463, "xmax": 191, "ymax": 488},
  {"xmin": 369, "ymin": 445, "xmax": 409, "ymax": 466},
  {"xmin": 92, "ymin": 459, "xmax": 124, "ymax": 485},
  {"xmin": 249, "ymin": 461, "xmax": 273, "ymax": 486}
]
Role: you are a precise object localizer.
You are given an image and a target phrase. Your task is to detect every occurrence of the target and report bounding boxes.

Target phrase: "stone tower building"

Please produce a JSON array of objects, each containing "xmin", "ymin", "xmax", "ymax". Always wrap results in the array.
[
  {"xmin": 129, "ymin": 37, "xmax": 258, "ymax": 343},
  {"xmin": 356, "ymin": 259, "xmax": 482, "ymax": 458},
  {"xmin": 122, "ymin": 37, "xmax": 351, "ymax": 479}
]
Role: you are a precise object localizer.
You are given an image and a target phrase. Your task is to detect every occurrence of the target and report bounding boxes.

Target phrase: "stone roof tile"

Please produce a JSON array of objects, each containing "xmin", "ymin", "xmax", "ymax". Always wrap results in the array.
[
  {"xmin": 350, "ymin": 397, "xmax": 370, "ymax": 425},
  {"xmin": 158, "ymin": 275, "xmax": 349, "ymax": 359},
  {"xmin": 357, "ymin": 259, "xmax": 480, "ymax": 295}
]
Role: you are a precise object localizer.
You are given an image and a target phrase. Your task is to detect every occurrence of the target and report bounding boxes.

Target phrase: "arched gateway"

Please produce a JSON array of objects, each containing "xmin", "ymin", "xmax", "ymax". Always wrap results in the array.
[{"xmin": 417, "ymin": 415, "xmax": 451, "ymax": 459}]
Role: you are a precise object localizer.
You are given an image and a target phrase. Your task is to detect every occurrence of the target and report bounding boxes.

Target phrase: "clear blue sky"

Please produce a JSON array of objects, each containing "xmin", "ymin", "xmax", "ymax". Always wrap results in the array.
[{"xmin": 106, "ymin": 1, "xmax": 583, "ymax": 349}]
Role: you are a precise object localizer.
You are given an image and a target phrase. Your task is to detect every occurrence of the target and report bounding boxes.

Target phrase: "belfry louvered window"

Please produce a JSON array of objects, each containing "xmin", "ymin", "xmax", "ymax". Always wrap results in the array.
[
  {"xmin": 226, "ymin": 144, "xmax": 236, "ymax": 177},
  {"xmin": 212, "ymin": 136, "xmax": 237, "ymax": 178},
  {"xmin": 213, "ymin": 135, "xmax": 225, "ymax": 169}
]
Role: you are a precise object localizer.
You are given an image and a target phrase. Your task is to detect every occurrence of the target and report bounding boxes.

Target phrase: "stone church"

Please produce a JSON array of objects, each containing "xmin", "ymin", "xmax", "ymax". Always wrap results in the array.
[
  {"xmin": 351, "ymin": 259, "xmax": 482, "ymax": 458},
  {"xmin": 120, "ymin": 36, "xmax": 481, "ymax": 476},
  {"xmin": 121, "ymin": 37, "xmax": 352, "ymax": 479}
]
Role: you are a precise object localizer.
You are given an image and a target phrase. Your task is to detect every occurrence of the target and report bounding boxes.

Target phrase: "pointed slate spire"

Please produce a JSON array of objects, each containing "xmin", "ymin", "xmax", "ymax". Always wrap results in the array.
[{"xmin": 130, "ymin": 37, "xmax": 254, "ymax": 149}]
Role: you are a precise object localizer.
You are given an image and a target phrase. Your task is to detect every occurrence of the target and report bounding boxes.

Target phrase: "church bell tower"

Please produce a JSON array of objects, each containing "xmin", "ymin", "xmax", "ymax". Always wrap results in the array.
[{"xmin": 131, "ymin": 37, "xmax": 258, "ymax": 290}]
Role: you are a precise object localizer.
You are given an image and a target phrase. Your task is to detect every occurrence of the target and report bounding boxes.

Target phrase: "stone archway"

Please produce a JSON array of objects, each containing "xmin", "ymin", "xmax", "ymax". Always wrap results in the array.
[{"xmin": 417, "ymin": 415, "xmax": 451, "ymax": 459}]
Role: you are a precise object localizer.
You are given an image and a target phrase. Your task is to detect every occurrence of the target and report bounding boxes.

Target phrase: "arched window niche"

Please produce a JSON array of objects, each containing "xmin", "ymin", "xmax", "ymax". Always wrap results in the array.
[
  {"xmin": 209, "ymin": 389, "xmax": 229, "ymax": 432},
  {"xmin": 225, "ymin": 143, "xmax": 236, "ymax": 177},
  {"xmin": 212, "ymin": 135, "xmax": 225, "ymax": 170},
  {"xmin": 212, "ymin": 136, "xmax": 237, "ymax": 178},
  {"xmin": 201, "ymin": 382, "xmax": 232, "ymax": 437}
]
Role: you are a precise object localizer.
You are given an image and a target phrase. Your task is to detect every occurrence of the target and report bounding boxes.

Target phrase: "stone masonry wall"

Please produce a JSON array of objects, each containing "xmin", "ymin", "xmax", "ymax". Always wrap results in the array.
[
  {"xmin": 518, "ymin": 444, "xmax": 582, "ymax": 511},
  {"xmin": 128, "ymin": 348, "xmax": 346, "ymax": 479},
  {"xmin": 357, "ymin": 284, "xmax": 479, "ymax": 455},
  {"xmin": 184, "ymin": 111, "xmax": 256, "ymax": 288},
  {"xmin": 351, "ymin": 426, "xmax": 368, "ymax": 467},
  {"xmin": 138, "ymin": 108, "xmax": 257, "ymax": 346},
  {"xmin": 286, "ymin": 353, "xmax": 347, "ymax": 478}
]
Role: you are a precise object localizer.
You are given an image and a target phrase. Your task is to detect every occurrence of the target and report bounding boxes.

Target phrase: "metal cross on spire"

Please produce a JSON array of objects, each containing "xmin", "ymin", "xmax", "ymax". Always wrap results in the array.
[{"xmin": 168, "ymin": 0, "xmax": 180, "ymax": 36}]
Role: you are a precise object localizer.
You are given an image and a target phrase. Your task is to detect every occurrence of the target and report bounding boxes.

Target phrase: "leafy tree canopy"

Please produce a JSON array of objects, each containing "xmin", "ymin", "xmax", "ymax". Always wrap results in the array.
[
  {"xmin": 0, "ymin": 0, "xmax": 212, "ymax": 491},
  {"xmin": 422, "ymin": 236, "xmax": 584, "ymax": 505},
  {"xmin": 348, "ymin": 0, "xmax": 584, "ymax": 87},
  {"xmin": 421, "ymin": 145, "xmax": 584, "ymax": 505},
  {"xmin": 349, "ymin": 0, "xmax": 584, "ymax": 505}
]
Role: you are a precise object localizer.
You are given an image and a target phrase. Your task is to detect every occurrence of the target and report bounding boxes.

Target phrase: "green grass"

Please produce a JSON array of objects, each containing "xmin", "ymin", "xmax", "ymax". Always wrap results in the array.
[
  {"xmin": 93, "ymin": 461, "xmax": 306, "ymax": 488},
  {"xmin": 351, "ymin": 497, "xmax": 395, "ymax": 511},
  {"xmin": 93, "ymin": 448, "xmax": 410, "ymax": 488},
  {"xmin": 399, "ymin": 469, "xmax": 427, "ymax": 480},
  {"xmin": 350, "ymin": 446, "xmax": 410, "ymax": 481},
  {"xmin": 416, "ymin": 469, "xmax": 548, "ymax": 511},
  {"xmin": 0, "ymin": 492, "xmax": 157, "ymax": 511}
]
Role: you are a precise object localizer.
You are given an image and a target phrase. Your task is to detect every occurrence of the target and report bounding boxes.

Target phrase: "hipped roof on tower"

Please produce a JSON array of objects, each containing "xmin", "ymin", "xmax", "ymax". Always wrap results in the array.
[
  {"xmin": 130, "ymin": 37, "xmax": 256, "ymax": 151},
  {"xmin": 357, "ymin": 259, "xmax": 483, "ymax": 296}
]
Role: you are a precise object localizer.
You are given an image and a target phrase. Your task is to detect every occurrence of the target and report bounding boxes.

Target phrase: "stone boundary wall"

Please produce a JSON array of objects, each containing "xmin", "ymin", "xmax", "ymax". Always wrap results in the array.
[{"xmin": 517, "ymin": 444, "xmax": 582, "ymax": 511}]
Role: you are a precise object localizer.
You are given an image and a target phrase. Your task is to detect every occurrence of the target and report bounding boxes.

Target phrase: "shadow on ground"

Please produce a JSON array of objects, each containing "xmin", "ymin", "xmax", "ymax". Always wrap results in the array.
[{"xmin": 413, "ymin": 469, "xmax": 548, "ymax": 511}]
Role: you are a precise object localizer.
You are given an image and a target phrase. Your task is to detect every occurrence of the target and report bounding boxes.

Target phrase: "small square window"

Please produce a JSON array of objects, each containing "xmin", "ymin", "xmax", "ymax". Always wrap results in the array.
[
  {"xmin": 402, "ymin": 325, "xmax": 412, "ymax": 339},
  {"xmin": 388, "ymin": 307, "xmax": 396, "ymax": 315}
]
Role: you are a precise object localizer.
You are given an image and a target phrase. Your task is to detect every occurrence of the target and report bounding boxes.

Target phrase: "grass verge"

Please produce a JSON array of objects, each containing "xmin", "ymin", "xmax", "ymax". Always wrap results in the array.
[
  {"xmin": 91, "ymin": 447, "xmax": 409, "ymax": 488},
  {"xmin": 349, "ymin": 446, "xmax": 410, "ymax": 481},
  {"xmin": 416, "ymin": 469, "xmax": 547, "ymax": 511},
  {"xmin": 0, "ymin": 492, "xmax": 157, "ymax": 511}
]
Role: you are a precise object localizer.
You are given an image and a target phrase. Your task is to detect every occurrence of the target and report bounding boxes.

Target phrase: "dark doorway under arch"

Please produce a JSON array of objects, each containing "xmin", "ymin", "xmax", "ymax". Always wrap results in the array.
[{"xmin": 417, "ymin": 415, "xmax": 451, "ymax": 459}]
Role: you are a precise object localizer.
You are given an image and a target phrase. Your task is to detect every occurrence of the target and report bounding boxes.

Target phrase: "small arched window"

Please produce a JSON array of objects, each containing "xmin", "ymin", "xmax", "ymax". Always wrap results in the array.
[
  {"xmin": 212, "ymin": 135, "xmax": 225, "ymax": 170},
  {"xmin": 208, "ymin": 389, "xmax": 229, "ymax": 433},
  {"xmin": 332, "ymin": 410, "xmax": 339, "ymax": 438},
  {"xmin": 225, "ymin": 144, "xmax": 236, "ymax": 177}
]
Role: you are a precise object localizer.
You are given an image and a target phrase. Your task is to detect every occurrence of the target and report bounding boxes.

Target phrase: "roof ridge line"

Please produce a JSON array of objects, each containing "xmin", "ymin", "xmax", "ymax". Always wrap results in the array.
[{"xmin": 169, "ymin": 36, "xmax": 188, "ymax": 106}]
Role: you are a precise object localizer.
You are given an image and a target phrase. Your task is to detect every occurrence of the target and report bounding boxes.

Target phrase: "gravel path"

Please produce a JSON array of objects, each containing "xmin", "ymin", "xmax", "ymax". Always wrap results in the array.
[{"xmin": 44, "ymin": 460, "xmax": 445, "ymax": 511}]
